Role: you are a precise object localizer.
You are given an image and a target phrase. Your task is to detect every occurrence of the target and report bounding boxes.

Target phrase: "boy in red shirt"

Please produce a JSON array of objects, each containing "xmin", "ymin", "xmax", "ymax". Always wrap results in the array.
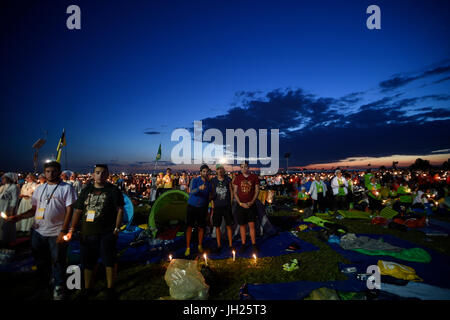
[{"xmin": 233, "ymin": 161, "xmax": 260, "ymax": 255}]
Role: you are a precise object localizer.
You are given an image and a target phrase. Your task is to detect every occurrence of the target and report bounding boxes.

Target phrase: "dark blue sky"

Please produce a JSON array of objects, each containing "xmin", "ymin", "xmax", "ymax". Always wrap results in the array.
[{"xmin": 1, "ymin": 0, "xmax": 449, "ymax": 172}]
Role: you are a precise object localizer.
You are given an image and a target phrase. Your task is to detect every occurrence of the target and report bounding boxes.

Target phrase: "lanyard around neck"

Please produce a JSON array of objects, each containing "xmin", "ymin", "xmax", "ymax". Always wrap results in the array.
[{"xmin": 40, "ymin": 182, "xmax": 60, "ymax": 205}]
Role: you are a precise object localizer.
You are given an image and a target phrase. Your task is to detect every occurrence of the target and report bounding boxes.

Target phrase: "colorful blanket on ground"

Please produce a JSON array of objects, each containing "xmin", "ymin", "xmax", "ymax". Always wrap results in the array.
[{"xmin": 352, "ymin": 247, "xmax": 431, "ymax": 263}]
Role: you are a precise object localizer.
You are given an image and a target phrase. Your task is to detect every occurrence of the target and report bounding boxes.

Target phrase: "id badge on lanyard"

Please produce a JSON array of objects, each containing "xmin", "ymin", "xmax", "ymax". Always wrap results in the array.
[
  {"xmin": 36, "ymin": 207, "xmax": 45, "ymax": 220},
  {"xmin": 86, "ymin": 210, "xmax": 96, "ymax": 222}
]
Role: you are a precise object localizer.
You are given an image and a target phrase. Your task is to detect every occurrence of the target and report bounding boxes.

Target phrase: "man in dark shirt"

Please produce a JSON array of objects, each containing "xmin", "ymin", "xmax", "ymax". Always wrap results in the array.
[
  {"xmin": 210, "ymin": 164, "xmax": 234, "ymax": 253},
  {"xmin": 67, "ymin": 164, "xmax": 124, "ymax": 300},
  {"xmin": 233, "ymin": 161, "xmax": 260, "ymax": 255}
]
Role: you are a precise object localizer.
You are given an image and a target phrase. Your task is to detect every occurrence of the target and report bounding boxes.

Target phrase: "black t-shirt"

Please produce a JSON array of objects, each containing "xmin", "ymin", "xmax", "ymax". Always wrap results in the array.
[
  {"xmin": 211, "ymin": 176, "xmax": 232, "ymax": 207},
  {"xmin": 74, "ymin": 182, "xmax": 125, "ymax": 236}
]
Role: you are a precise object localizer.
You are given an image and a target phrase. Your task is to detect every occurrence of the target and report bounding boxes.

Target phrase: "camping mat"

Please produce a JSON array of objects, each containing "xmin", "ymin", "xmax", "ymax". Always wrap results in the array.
[
  {"xmin": 328, "ymin": 234, "xmax": 450, "ymax": 288},
  {"xmin": 337, "ymin": 210, "xmax": 372, "ymax": 219},
  {"xmin": 243, "ymin": 278, "xmax": 367, "ymax": 300}
]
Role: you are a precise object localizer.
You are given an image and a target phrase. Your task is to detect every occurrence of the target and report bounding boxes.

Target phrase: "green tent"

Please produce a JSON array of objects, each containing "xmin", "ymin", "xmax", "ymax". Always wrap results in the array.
[{"xmin": 148, "ymin": 190, "xmax": 189, "ymax": 231}]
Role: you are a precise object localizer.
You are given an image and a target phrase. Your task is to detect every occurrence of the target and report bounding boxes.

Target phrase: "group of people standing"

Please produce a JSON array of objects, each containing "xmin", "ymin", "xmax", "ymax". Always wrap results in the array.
[
  {"xmin": 3, "ymin": 162, "xmax": 125, "ymax": 300},
  {"xmin": 184, "ymin": 161, "xmax": 260, "ymax": 257}
]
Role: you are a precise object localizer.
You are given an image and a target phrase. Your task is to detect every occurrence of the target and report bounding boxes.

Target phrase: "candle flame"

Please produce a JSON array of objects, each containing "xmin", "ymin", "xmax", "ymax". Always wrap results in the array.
[
  {"xmin": 63, "ymin": 235, "xmax": 69, "ymax": 241},
  {"xmin": 169, "ymin": 254, "xmax": 173, "ymax": 261},
  {"xmin": 1, "ymin": 212, "xmax": 7, "ymax": 219}
]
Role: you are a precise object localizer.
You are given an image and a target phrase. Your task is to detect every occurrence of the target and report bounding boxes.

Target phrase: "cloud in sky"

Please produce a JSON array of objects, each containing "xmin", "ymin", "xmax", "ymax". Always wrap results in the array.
[
  {"xmin": 143, "ymin": 131, "xmax": 161, "ymax": 135},
  {"xmin": 198, "ymin": 59, "xmax": 450, "ymax": 167},
  {"xmin": 379, "ymin": 60, "xmax": 450, "ymax": 92}
]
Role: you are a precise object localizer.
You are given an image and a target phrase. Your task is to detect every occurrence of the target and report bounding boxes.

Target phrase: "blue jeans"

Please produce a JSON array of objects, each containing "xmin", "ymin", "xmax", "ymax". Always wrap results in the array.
[{"xmin": 31, "ymin": 229, "xmax": 67, "ymax": 287}]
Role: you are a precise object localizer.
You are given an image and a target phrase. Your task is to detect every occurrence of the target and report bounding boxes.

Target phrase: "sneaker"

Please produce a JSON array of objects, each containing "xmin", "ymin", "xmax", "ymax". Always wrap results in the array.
[
  {"xmin": 251, "ymin": 244, "xmax": 259, "ymax": 254},
  {"xmin": 184, "ymin": 247, "xmax": 190, "ymax": 256},
  {"xmin": 197, "ymin": 245, "xmax": 204, "ymax": 254},
  {"xmin": 53, "ymin": 286, "xmax": 64, "ymax": 300},
  {"xmin": 239, "ymin": 243, "xmax": 247, "ymax": 254}
]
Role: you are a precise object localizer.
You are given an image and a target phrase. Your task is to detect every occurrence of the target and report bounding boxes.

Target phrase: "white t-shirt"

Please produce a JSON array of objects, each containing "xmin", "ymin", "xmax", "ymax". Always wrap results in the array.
[{"xmin": 31, "ymin": 182, "xmax": 77, "ymax": 237}]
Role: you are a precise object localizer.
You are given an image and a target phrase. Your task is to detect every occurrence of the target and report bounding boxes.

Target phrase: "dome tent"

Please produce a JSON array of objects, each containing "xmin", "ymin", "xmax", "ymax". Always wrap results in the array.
[
  {"xmin": 122, "ymin": 193, "xmax": 136, "ymax": 232},
  {"xmin": 148, "ymin": 190, "xmax": 189, "ymax": 235}
]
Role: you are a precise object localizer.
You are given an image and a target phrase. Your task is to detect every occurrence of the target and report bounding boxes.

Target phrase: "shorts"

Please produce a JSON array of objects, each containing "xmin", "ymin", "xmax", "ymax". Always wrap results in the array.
[
  {"xmin": 186, "ymin": 204, "xmax": 208, "ymax": 228},
  {"xmin": 80, "ymin": 232, "xmax": 117, "ymax": 269},
  {"xmin": 236, "ymin": 203, "xmax": 258, "ymax": 226},
  {"xmin": 212, "ymin": 206, "xmax": 234, "ymax": 227}
]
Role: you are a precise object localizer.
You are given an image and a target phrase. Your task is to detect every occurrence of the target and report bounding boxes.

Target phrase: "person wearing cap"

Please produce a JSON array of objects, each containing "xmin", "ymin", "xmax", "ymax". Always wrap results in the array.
[
  {"xmin": 7, "ymin": 162, "xmax": 77, "ymax": 300},
  {"xmin": 309, "ymin": 174, "xmax": 327, "ymax": 213},
  {"xmin": 331, "ymin": 170, "xmax": 348, "ymax": 211},
  {"xmin": 185, "ymin": 164, "xmax": 212, "ymax": 257},
  {"xmin": 66, "ymin": 164, "xmax": 124, "ymax": 300},
  {"xmin": 0, "ymin": 172, "xmax": 20, "ymax": 245},
  {"xmin": 233, "ymin": 161, "xmax": 260, "ymax": 255},
  {"xmin": 210, "ymin": 164, "xmax": 234, "ymax": 253}
]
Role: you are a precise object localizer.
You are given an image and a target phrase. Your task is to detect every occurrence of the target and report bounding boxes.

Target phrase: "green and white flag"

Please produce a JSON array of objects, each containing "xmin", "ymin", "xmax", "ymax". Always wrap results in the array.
[{"xmin": 155, "ymin": 143, "xmax": 161, "ymax": 161}]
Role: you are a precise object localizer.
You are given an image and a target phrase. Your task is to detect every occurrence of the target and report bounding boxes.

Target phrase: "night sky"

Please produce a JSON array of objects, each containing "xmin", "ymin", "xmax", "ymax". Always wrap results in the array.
[{"xmin": 1, "ymin": 0, "xmax": 449, "ymax": 173}]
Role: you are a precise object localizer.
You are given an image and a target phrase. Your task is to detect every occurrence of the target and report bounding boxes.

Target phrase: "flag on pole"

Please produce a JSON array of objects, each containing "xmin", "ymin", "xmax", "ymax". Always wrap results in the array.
[
  {"xmin": 56, "ymin": 129, "xmax": 66, "ymax": 163},
  {"xmin": 155, "ymin": 143, "xmax": 161, "ymax": 161}
]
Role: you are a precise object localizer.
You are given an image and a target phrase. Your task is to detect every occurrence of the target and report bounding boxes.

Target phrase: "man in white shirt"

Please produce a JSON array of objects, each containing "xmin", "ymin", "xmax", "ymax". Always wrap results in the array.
[
  {"xmin": 9, "ymin": 161, "xmax": 77, "ymax": 300},
  {"xmin": 331, "ymin": 170, "xmax": 349, "ymax": 211}
]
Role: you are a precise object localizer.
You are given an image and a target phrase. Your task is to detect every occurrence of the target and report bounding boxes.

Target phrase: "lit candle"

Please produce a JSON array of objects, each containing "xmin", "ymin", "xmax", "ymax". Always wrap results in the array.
[
  {"xmin": 253, "ymin": 254, "xmax": 257, "ymax": 264},
  {"xmin": 232, "ymin": 250, "xmax": 236, "ymax": 261},
  {"xmin": 203, "ymin": 253, "xmax": 208, "ymax": 266},
  {"xmin": 169, "ymin": 254, "xmax": 173, "ymax": 261},
  {"xmin": 63, "ymin": 234, "xmax": 69, "ymax": 241},
  {"xmin": 1, "ymin": 212, "xmax": 7, "ymax": 219}
]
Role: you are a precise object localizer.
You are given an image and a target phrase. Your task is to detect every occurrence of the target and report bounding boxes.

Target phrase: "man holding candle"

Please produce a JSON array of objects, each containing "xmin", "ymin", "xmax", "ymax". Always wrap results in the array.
[
  {"xmin": 7, "ymin": 161, "xmax": 77, "ymax": 300},
  {"xmin": 66, "ymin": 164, "xmax": 124, "ymax": 300},
  {"xmin": 210, "ymin": 163, "xmax": 234, "ymax": 254},
  {"xmin": 185, "ymin": 164, "xmax": 212, "ymax": 257},
  {"xmin": 233, "ymin": 161, "xmax": 260, "ymax": 255}
]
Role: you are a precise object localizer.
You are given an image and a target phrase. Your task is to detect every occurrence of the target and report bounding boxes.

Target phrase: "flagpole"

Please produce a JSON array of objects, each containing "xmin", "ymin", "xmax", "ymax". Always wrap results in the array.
[{"xmin": 65, "ymin": 134, "xmax": 68, "ymax": 170}]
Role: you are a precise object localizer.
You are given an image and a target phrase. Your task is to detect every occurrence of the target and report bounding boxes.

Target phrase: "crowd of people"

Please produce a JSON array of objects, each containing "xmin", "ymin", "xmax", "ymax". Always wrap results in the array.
[{"xmin": 0, "ymin": 162, "xmax": 449, "ymax": 300}]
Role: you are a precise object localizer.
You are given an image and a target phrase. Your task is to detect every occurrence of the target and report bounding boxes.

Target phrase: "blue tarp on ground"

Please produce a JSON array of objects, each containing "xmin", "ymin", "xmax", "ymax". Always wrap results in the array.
[
  {"xmin": 67, "ymin": 230, "xmax": 319, "ymax": 265},
  {"xmin": 245, "ymin": 278, "xmax": 367, "ymax": 300},
  {"xmin": 328, "ymin": 233, "xmax": 450, "ymax": 289},
  {"xmin": 125, "ymin": 231, "xmax": 318, "ymax": 263}
]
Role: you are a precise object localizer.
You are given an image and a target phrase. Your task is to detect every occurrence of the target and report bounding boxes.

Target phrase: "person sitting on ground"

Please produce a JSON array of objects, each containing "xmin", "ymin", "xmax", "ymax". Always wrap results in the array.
[
  {"xmin": 296, "ymin": 186, "xmax": 311, "ymax": 209},
  {"xmin": 367, "ymin": 176, "xmax": 382, "ymax": 213}
]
